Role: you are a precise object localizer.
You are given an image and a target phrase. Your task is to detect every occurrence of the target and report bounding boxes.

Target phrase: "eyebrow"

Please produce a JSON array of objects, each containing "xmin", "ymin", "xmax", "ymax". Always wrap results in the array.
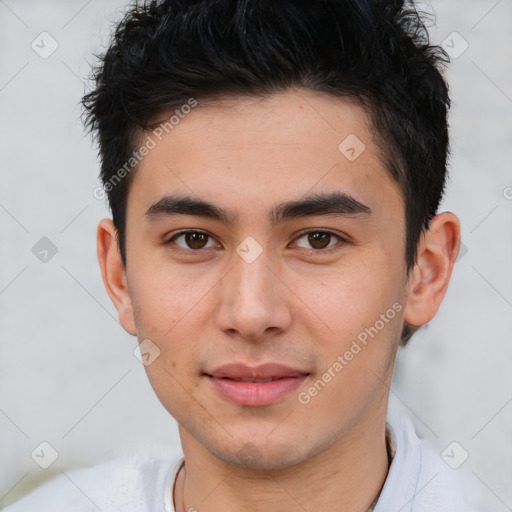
[{"xmin": 145, "ymin": 191, "xmax": 372, "ymax": 225}]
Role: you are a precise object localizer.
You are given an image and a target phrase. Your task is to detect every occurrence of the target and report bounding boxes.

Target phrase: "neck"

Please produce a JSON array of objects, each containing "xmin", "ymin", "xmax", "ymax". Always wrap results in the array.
[{"xmin": 174, "ymin": 406, "xmax": 391, "ymax": 512}]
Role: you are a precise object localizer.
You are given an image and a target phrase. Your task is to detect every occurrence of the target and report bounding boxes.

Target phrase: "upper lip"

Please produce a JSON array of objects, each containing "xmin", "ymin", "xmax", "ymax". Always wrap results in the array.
[{"xmin": 206, "ymin": 363, "xmax": 309, "ymax": 380}]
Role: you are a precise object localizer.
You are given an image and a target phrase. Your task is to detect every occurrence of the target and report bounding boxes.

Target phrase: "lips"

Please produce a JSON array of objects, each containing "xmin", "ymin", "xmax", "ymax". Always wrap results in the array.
[
  {"xmin": 206, "ymin": 362, "xmax": 309, "ymax": 380},
  {"xmin": 205, "ymin": 363, "xmax": 310, "ymax": 406},
  {"xmin": 219, "ymin": 377, "xmax": 284, "ymax": 383}
]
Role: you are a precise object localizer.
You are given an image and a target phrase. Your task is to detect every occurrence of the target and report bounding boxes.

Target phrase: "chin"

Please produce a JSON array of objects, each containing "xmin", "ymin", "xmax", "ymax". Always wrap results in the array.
[{"xmin": 206, "ymin": 434, "xmax": 312, "ymax": 471}]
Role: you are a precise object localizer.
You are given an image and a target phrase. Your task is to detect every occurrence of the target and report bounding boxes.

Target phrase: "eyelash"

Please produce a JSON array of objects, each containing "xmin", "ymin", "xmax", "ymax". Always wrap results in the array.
[{"xmin": 164, "ymin": 229, "xmax": 348, "ymax": 255}]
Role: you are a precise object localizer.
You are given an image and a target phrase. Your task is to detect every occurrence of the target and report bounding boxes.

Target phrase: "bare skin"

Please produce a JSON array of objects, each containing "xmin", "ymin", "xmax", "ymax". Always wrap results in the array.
[{"xmin": 97, "ymin": 89, "xmax": 460, "ymax": 512}]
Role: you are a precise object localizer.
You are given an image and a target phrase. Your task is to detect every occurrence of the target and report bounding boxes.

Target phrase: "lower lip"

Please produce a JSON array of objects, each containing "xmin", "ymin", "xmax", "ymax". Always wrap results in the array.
[{"xmin": 207, "ymin": 375, "xmax": 308, "ymax": 407}]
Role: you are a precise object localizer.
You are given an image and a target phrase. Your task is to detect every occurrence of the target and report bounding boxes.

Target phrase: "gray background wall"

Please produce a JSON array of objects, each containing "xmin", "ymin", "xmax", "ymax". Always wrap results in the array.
[{"xmin": 0, "ymin": 1, "xmax": 510, "ymax": 509}]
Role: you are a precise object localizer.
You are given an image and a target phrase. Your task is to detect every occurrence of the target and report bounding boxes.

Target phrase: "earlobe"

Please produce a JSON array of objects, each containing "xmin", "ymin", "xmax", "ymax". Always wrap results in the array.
[
  {"xmin": 97, "ymin": 219, "xmax": 137, "ymax": 335},
  {"xmin": 403, "ymin": 212, "xmax": 461, "ymax": 329}
]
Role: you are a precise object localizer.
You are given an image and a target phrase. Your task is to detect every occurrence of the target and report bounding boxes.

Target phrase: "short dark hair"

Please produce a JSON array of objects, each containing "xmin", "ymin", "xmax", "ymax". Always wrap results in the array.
[{"xmin": 82, "ymin": 0, "xmax": 451, "ymax": 346}]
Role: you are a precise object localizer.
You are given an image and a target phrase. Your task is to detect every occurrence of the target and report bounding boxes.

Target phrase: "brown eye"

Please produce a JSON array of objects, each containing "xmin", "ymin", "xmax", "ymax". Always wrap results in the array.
[
  {"xmin": 307, "ymin": 232, "xmax": 331, "ymax": 249},
  {"xmin": 185, "ymin": 232, "xmax": 208, "ymax": 249},
  {"xmin": 168, "ymin": 231, "xmax": 218, "ymax": 250},
  {"xmin": 294, "ymin": 230, "xmax": 344, "ymax": 252}
]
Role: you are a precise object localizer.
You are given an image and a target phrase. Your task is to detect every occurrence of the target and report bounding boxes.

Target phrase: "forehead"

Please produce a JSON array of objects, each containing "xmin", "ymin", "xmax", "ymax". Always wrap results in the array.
[{"xmin": 128, "ymin": 90, "xmax": 403, "ymax": 225}]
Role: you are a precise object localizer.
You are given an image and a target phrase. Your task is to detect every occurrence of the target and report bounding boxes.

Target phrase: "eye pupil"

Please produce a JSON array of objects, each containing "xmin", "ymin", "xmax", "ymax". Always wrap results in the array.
[
  {"xmin": 308, "ymin": 232, "xmax": 330, "ymax": 249},
  {"xmin": 186, "ymin": 232, "xmax": 208, "ymax": 249}
]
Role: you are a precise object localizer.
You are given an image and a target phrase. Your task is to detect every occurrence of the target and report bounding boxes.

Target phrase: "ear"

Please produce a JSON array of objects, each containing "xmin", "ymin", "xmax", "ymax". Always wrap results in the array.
[
  {"xmin": 97, "ymin": 218, "xmax": 137, "ymax": 336},
  {"xmin": 403, "ymin": 212, "xmax": 461, "ymax": 328}
]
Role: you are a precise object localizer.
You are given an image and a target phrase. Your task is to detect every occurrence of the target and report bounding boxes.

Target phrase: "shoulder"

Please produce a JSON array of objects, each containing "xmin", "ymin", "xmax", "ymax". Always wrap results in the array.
[
  {"xmin": 3, "ymin": 450, "xmax": 183, "ymax": 512},
  {"xmin": 375, "ymin": 410, "xmax": 480, "ymax": 512}
]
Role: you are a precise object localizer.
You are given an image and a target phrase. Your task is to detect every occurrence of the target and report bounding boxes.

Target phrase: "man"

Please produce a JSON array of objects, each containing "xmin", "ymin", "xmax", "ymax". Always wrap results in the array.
[{"xmin": 5, "ymin": 0, "xmax": 478, "ymax": 510}]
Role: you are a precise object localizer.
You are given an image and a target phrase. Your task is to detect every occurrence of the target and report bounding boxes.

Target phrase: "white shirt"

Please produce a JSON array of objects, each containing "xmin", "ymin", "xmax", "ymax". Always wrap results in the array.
[{"xmin": 3, "ymin": 410, "xmax": 479, "ymax": 511}]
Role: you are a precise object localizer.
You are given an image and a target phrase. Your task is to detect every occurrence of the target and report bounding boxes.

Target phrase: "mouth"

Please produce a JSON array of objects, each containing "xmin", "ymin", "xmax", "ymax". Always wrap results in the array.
[
  {"xmin": 204, "ymin": 362, "xmax": 310, "ymax": 406},
  {"xmin": 210, "ymin": 376, "xmax": 298, "ymax": 383}
]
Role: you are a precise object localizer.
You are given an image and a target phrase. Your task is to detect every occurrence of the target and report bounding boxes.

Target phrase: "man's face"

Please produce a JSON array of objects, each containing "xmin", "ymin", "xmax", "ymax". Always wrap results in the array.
[{"xmin": 123, "ymin": 90, "xmax": 409, "ymax": 469}]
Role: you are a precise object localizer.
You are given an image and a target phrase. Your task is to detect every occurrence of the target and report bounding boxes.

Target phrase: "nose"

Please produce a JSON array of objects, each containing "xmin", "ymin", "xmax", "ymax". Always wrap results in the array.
[{"xmin": 215, "ymin": 247, "xmax": 293, "ymax": 342}]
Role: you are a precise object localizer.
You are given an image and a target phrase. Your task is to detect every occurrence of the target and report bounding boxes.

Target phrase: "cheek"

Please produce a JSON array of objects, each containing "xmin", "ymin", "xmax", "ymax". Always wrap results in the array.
[
  {"xmin": 130, "ymin": 257, "xmax": 214, "ymax": 336},
  {"xmin": 294, "ymin": 260, "xmax": 400, "ymax": 338},
  {"xmin": 288, "ymin": 258, "xmax": 404, "ymax": 402},
  {"xmin": 129, "ymin": 270, "xmax": 209, "ymax": 394},
  {"xmin": 143, "ymin": 361, "xmax": 199, "ymax": 423}
]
